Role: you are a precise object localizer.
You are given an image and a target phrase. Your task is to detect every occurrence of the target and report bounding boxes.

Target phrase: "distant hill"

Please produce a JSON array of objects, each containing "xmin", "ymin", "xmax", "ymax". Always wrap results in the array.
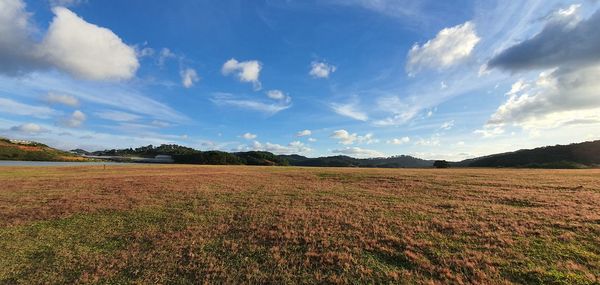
[
  {"xmin": 279, "ymin": 154, "xmax": 433, "ymax": 168},
  {"xmin": 91, "ymin": 145, "xmax": 290, "ymax": 166},
  {"xmin": 0, "ymin": 138, "xmax": 89, "ymax": 162},
  {"xmin": 458, "ymin": 140, "xmax": 600, "ymax": 168},
  {"xmin": 3, "ymin": 136, "xmax": 598, "ymax": 168}
]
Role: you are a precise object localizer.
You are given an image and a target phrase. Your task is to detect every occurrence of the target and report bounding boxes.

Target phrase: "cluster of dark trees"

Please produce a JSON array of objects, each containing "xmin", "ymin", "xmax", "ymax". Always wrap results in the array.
[
  {"xmin": 457, "ymin": 140, "xmax": 600, "ymax": 168},
  {"xmin": 91, "ymin": 144, "xmax": 198, "ymax": 157},
  {"xmin": 280, "ymin": 154, "xmax": 433, "ymax": 168},
  {"xmin": 91, "ymin": 145, "xmax": 289, "ymax": 166},
  {"xmin": 175, "ymin": 151, "xmax": 288, "ymax": 166}
]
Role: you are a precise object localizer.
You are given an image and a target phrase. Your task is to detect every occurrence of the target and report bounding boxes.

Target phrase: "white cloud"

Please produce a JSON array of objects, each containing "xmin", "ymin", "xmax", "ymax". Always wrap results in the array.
[
  {"xmin": 158, "ymin": 48, "xmax": 175, "ymax": 66},
  {"xmin": 0, "ymin": 97, "xmax": 57, "ymax": 118},
  {"xmin": 387, "ymin": 137, "xmax": 410, "ymax": 145},
  {"xmin": 0, "ymin": 0, "xmax": 42, "ymax": 75},
  {"xmin": 474, "ymin": 125, "xmax": 505, "ymax": 138},
  {"xmin": 222, "ymin": 58, "xmax": 262, "ymax": 90},
  {"xmin": 60, "ymin": 110, "xmax": 86, "ymax": 128},
  {"xmin": 481, "ymin": 6, "xmax": 600, "ymax": 132},
  {"xmin": 20, "ymin": 73, "xmax": 188, "ymax": 123},
  {"xmin": 266, "ymin": 89, "xmax": 291, "ymax": 104},
  {"xmin": 49, "ymin": 0, "xmax": 86, "ymax": 7},
  {"xmin": 332, "ymin": 147, "xmax": 384, "ymax": 158},
  {"xmin": 309, "ymin": 61, "xmax": 336, "ymax": 78},
  {"xmin": 10, "ymin": 123, "xmax": 45, "ymax": 134},
  {"xmin": 407, "ymin": 21, "xmax": 480, "ymax": 75},
  {"xmin": 373, "ymin": 96, "xmax": 420, "ymax": 126},
  {"xmin": 331, "ymin": 130, "xmax": 377, "ymax": 145},
  {"xmin": 44, "ymin": 92, "xmax": 79, "ymax": 107},
  {"xmin": 266, "ymin": 90, "xmax": 284, "ymax": 100},
  {"xmin": 0, "ymin": 2, "xmax": 138, "ymax": 80},
  {"xmin": 40, "ymin": 7, "xmax": 139, "ymax": 80},
  {"xmin": 296, "ymin": 129, "xmax": 312, "ymax": 137},
  {"xmin": 136, "ymin": 46, "xmax": 154, "ymax": 57},
  {"xmin": 440, "ymin": 120, "xmax": 455, "ymax": 130},
  {"xmin": 211, "ymin": 93, "xmax": 291, "ymax": 115},
  {"xmin": 308, "ymin": 137, "xmax": 317, "ymax": 142},
  {"xmin": 484, "ymin": 66, "xmax": 600, "ymax": 130},
  {"xmin": 94, "ymin": 110, "xmax": 141, "ymax": 122},
  {"xmin": 180, "ymin": 68, "xmax": 199, "ymax": 88},
  {"xmin": 242, "ymin": 132, "xmax": 257, "ymax": 140},
  {"xmin": 414, "ymin": 137, "xmax": 440, "ymax": 146},
  {"xmin": 151, "ymin": 120, "xmax": 171, "ymax": 128},
  {"xmin": 242, "ymin": 140, "xmax": 311, "ymax": 155},
  {"xmin": 331, "ymin": 102, "xmax": 368, "ymax": 121}
]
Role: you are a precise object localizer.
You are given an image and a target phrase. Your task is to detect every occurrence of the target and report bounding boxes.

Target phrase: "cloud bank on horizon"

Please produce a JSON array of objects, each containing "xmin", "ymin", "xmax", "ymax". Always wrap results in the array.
[{"xmin": 0, "ymin": 0, "xmax": 599, "ymax": 160}]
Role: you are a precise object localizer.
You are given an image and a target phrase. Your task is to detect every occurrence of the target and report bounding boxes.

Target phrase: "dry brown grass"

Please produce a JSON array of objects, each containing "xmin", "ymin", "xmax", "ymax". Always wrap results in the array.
[{"xmin": 1, "ymin": 165, "xmax": 599, "ymax": 284}]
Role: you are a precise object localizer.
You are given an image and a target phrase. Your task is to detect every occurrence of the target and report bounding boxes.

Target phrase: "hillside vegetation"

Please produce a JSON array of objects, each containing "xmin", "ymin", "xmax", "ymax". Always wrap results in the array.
[
  {"xmin": 0, "ymin": 138, "xmax": 87, "ymax": 162},
  {"xmin": 464, "ymin": 140, "xmax": 600, "ymax": 168},
  {"xmin": 3, "ymin": 137, "xmax": 599, "ymax": 168}
]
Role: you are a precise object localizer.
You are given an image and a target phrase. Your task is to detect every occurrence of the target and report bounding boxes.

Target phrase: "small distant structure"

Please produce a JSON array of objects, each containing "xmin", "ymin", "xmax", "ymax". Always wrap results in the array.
[
  {"xmin": 136, "ymin": 155, "xmax": 174, "ymax": 163},
  {"xmin": 153, "ymin": 155, "xmax": 174, "ymax": 163},
  {"xmin": 9, "ymin": 139, "xmax": 34, "ymax": 145}
]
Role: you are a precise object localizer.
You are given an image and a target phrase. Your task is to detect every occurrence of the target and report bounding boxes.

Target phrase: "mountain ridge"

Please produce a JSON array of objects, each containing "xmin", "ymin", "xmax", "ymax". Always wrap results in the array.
[{"xmin": 1, "ymin": 136, "xmax": 599, "ymax": 168}]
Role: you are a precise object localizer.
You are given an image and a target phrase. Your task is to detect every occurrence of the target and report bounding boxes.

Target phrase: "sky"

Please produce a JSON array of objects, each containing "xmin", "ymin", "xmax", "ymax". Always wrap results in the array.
[{"xmin": 1, "ymin": 0, "xmax": 600, "ymax": 160}]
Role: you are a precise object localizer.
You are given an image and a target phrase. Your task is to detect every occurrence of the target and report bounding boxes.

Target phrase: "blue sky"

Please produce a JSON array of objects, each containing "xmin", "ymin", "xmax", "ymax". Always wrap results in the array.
[{"xmin": 1, "ymin": 0, "xmax": 600, "ymax": 160}]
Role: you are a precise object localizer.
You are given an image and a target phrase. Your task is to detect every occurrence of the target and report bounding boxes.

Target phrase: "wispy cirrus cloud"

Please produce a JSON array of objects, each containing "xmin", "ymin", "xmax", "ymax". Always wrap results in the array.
[
  {"xmin": 331, "ymin": 102, "xmax": 368, "ymax": 121},
  {"xmin": 0, "ymin": 97, "xmax": 58, "ymax": 119},
  {"xmin": 211, "ymin": 93, "xmax": 291, "ymax": 115}
]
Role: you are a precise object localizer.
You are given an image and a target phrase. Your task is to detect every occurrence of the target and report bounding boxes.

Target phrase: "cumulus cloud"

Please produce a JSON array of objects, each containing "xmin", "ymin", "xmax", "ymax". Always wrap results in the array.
[
  {"xmin": 309, "ymin": 61, "xmax": 336, "ymax": 78},
  {"xmin": 222, "ymin": 58, "xmax": 262, "ymax": 90},
  {"xmin": 331, "ymin": 102, "xmax": 368, "ymax": 121},
  {"xmin": 296, "ymin": 129, "xmax": 312, "ymax": 137},
  {"xmin": 0, "ymin": 0, "xmax": 42, "ymax": 75},
  {"xmin": 266, "ymin": 89, "xmax": 291, "ymax": 103},
  {"xmin": 60, "ymin": 110, "xmax": 86, "ymax": 128},
  {"xmin": 180, "ymin": 68, "xmax": 199, "ymax": 88},
  {"xmin": 387, "ymin": 137, "xmax": 410, "ymax": 145},
  {"xmin": 484, "ymin": 66, "xmax": 600, "ymax": 130},
  {"xmin": 44, "ymin": 92, "xmax": 79, "ymax": 107},
  {"xmin": 40, "ymin": 7, "xmax": 139, "ymax": 80},
  {"xmin": 10, "ymin": 123, "xmax": 45, "ymax": 134},
  {"xmin": 483, "ymin": 6, "xmax": 600, "ymax": 131},
  {"xmin": 488, "ymin": 5, "xmax": 600, "ymax": 72},
  {"xmin": 332, "ymin": 147, "xmax": 384, "ymax": 158},
  {"xmin": 242, "ymin": 132, "xmax": 257, "ymax": 140},
  {"xmin": 0, "ymin": 97, "xmax": 57, "ymax": 118},
  {"xmin": 0, "ymin": 1, "xmax": 139, "ymax": 80},
  {"xmin": 242, "ymin": 140, "xmax": 311, "ymax": 155},
  {"xmin": 407, "ymin": 21, "xmax": 480, "ymax": 75},
  {"xmin": 331, "ymin": 130, "xmax": 377, "ymax": 145}
]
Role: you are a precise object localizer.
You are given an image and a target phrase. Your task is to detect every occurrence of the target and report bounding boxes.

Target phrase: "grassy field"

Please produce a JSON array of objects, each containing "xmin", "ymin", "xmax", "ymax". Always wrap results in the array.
[{"xmin": 1, "ymin": 165, "xmax": 599, "ymax": 284}]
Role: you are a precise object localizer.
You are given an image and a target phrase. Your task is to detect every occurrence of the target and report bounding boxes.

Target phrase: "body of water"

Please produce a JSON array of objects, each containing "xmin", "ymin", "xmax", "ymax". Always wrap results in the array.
[{"xmin": 0, "ymin": 161, "xmax": 138, "ymax": 167}]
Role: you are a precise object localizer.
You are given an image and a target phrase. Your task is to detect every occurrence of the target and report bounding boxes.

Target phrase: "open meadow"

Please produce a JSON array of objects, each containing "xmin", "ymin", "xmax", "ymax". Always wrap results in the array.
[{"xmin": 1, "ymin": 165, "xmax": 599, "ymax": 284}]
